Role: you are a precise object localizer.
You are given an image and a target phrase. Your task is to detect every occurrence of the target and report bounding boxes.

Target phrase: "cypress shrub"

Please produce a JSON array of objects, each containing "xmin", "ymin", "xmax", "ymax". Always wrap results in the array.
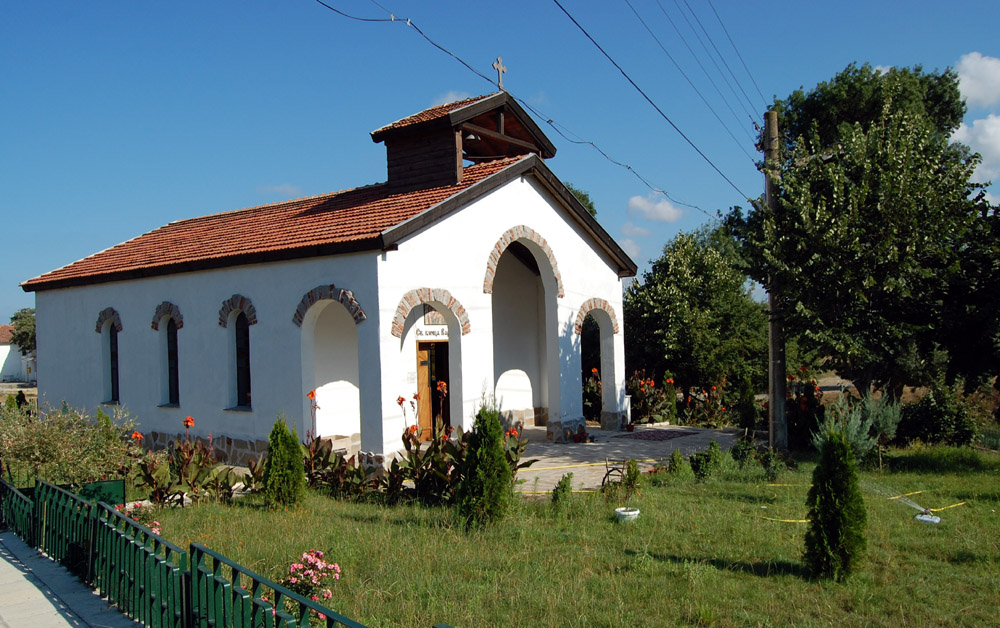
[
  {"xmin": 804, "ymin": 430, "xmax": 866, "ymax": 581},
  {"xmin": 457, "ymin": 400, "xmax": 512, "ymax": 529},
  {"xmin": 262, "ymin": 416, "xmax": 306, "ymax": 508}
]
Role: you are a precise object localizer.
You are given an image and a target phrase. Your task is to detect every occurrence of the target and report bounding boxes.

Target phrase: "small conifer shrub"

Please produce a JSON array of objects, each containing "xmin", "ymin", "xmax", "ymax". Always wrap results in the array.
[
  {"xmin": 262, "ymin": 416, "xmax": 306, "ymax": 508},
  {"xmin": 804, "ymin": 430, "xmax": 867, "ymax": 581},
  {"xmin": 457, "ymin": 399, "xmax": 512, "ymax": 529}
]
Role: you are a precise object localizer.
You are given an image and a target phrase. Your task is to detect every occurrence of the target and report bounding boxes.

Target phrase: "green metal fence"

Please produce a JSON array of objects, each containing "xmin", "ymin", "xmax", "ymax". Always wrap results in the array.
[
  {"xmin": 93, "ymin": 502, "xmax": 188, "ymax": 628},
  {"xmin": 0, "ymin": 478, "xmax": 454, "ymax": 628},
  {"xmin": 190, "ymin": 543, "xmax": 369, "ymax": 628},
  {"xmin": 0, "ymin": 479, "xmax": 34, "ymax": 545},
  {"xmin": 34, "ymin": 480, "xmax": 96, "ymax": 580}
]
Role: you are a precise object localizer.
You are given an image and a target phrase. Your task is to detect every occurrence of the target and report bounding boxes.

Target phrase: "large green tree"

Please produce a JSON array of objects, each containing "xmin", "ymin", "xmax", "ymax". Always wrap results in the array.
[
  {"xmin": 729, "ymin": 63, "xmax": 991, "ymax": 396},
  {"xmin": 9, "ymin": 308, "xmax": 36, "ymax": 356},
  {"xmin": 624, "ymin": 223, "xmax": 767, "ymax": 399}
]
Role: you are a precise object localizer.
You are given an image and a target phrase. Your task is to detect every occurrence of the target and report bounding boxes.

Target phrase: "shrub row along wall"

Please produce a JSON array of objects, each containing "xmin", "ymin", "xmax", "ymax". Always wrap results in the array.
[{"xmin": 0, "ymin": 478, "xmax": 393, "ymax": 628}]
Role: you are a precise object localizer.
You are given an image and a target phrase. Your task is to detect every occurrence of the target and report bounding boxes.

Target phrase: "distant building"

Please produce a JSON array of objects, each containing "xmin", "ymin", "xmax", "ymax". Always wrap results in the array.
[
  {"xmin": 0, "ymin": 324, "xmax": 34, "ymax": 383},
  {"xmin": 22, "ymin": 93, "xmax": 635, "ymax": 462}
]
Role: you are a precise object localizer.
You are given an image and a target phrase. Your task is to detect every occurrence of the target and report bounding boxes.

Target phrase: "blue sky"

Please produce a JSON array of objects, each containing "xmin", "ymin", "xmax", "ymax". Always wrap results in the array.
[{"xmin": 3, "ymin": 1, "xmax": 999, "ymax": 321}]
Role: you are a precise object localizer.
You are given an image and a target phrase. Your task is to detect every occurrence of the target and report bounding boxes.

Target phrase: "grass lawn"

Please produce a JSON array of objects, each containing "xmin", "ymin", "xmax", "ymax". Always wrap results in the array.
[{"xmin": 154, "ymin": 447, "xmax": 1000, "ymax": 628}]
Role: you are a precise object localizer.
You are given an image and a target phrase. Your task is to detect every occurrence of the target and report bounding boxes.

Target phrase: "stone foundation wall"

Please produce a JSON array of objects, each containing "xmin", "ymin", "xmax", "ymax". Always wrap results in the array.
[
  {"xmin": 145, "ymin": 431, "xmax": 269, "ymax": 465},
  {"xmin": 500, "ymin": 407, "xmax": 547, "ymax": 430},
  {"xmin": 144, "ymin": 430, "xmax": 365, "ymax": 466}
]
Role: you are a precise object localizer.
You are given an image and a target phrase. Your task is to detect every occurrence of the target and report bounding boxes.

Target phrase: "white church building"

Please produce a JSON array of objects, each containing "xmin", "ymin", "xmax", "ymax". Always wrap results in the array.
[{"xmin": 22, "ymin": 92, "xmax": 636, "ymax": 462}]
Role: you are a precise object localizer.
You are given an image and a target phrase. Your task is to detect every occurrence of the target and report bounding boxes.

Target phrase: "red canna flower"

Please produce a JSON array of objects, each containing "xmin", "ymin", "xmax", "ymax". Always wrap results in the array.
[
  {"xmin": 591, "ymin": 367, "xmax": 599, "ymax": 376},
  {"xmin": 413, "ymin": 392, "xmax": 420, "ymax": 401},
  {"xmin": 711, "ymin": 385, "xmax": 717, "ymax": 391},
  {"xmin": 396, "ymin": 396, "xmax": 405, "ymax": 406},
  {"xmin": 307, "ymin": 390, "xmax": 316, "ymax": 401},
  {"xmin": 436, "ymin": 381, "xmax": 448, "ymax": 395},
  {"xmin": 183, "ymin": 416, "xmax": 195, "ymax": 428},
  {"xmin": 408, "ymin": 424, "xmax": 418, "ymax": 435},
  {"xmin": 131, "ymin": 431, "xmax": 143, "ymax": 441}
]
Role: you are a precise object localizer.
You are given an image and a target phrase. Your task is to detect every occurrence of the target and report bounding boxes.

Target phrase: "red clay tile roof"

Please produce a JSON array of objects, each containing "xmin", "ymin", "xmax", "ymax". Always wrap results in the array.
[
  {"xmin": 0, "ymin": 325, "xmax": 12, "ymax": 344},
  {"xmin": 23, "ymin": 156, "xmax": 528, "ymax": 291},
  {"xmin": 372, "ymin": 94, "xmax": 493, "ymax": 135}
]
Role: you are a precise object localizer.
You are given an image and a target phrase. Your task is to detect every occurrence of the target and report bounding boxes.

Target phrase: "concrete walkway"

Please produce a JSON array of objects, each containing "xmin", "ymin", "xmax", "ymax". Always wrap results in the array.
[
  {"xmin": 0, "ymin": 531, "xmax": 138, "ymax": 628},
  {"xmin": 517, "ymin": 423, "xmax": 740, "ymax": 492}
]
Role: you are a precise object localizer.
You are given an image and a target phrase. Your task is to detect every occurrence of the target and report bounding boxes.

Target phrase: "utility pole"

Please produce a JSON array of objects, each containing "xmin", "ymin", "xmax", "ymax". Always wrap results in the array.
[{"xmin": 765, "ymin": 109, "xmax": 787, "ymax": 450}]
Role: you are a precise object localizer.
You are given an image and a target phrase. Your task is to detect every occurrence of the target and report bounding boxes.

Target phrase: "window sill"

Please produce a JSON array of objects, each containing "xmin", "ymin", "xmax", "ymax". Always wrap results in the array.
[
  {"xmin": 101, "ymin": 400, "xmax": 120, "ymax": 406},
  {"xmin": 224, "ymin": 405, "xmax": 253, "ymax": 413},
  {"xmin": 158, "ymin": 403, "xmax": 180, "ymax": 409}
]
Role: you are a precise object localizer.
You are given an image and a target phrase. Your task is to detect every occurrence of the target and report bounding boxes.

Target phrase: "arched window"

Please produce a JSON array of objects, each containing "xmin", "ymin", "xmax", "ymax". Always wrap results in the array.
[
  {"xmin": 108, "ymin": 325, "xmax": 120, "ymax": 404},
  {"xmin": 235, "ymin": 311, "xmax": 251, "ymax": 407},
  {"xmin": 166, "ymin": 318, "xmax": 179, "ymax": 405}
]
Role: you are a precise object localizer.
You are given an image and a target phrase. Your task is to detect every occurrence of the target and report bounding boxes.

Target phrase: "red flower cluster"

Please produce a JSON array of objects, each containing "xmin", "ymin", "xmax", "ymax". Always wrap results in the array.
[
  {"xmin": 307, "ymin": 390, "xmax": 316, "ymax": 401},
  {"xmin": 183, "ymin": 416, "xmax": 195, "ymax": 428},
  {"xmin": 130, "ymin": 431, "xmax": 143, "ymax": 441},
  {"xmin": 408, "ymin": 424, "xmax": 418, "ymax": 435},
  {"xmin": 396, "ymin": 396, "xmax": 406, "ymax": 406},
  {"xmin": 436, "ymin": 381, "xmax": 448, "ymax": 395},
  {"xmin": 505, "ymin": 428, "xmax": 519, "ymax": 439}
]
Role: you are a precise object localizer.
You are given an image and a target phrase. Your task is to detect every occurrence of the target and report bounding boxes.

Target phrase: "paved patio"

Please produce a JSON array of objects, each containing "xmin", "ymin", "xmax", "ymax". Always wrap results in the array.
[{"xmin": 516, "ymin": 423, "xmax": 741, "ymax": 492}]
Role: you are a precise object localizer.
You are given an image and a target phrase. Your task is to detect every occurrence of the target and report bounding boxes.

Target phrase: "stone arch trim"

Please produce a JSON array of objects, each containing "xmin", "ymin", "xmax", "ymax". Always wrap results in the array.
[
  {"xmin": 483, "ymin": 225, "xmax": 565, "ymax": 297},
  {"xmin": 574, "ymin": 298, "xmax": 620, "ymax": 335},
  {"xmin": 150, "ymin": 301, "xmax": 184, "ymax": 331},
  {"xmin": 95, "ymin": 307, "xmax": 123, "ymax": 334},
  {"xmin": 292, "ymin": 284, "xmax": 367, "ymax": 327},
  {"xmin": 218, "ymin": 294, "xmax": 258, "ymax": 328},
  {"xmin": 391, "ymin": 288, "xmax": 470, "ymax": 337}
]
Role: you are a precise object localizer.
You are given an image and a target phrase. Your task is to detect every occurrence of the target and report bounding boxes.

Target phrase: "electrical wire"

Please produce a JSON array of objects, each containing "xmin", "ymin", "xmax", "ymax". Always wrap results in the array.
[
  {"xmin": 680, "ymin": 0, "xmax": 760, "ymax": 121},
  {"xmin": 672, "ymin": 0, "xmax": 758, "ymax": 125},
  {"xmin": 705, "ymin": 0, "xmax": 769, "ymax": 110},
  {"xmin": 653, "ymin": 0, "xmax": 755, "ymax": 144},
  {"xmin": 551, "ymin": 0, "xmax": 751, "ymax": 200},
  {"xmin": 313, "ymin": 0, "xmax": 738, "ymax": 214},
  {"xmin": 623, "ymin": 0, "xmax": 756, "ymax": 162}
]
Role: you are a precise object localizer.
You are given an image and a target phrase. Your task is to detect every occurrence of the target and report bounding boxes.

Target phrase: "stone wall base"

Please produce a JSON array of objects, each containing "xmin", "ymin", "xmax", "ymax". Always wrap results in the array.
[
  {"xmin": 546, "ymin": 416, "xmax": 587, "ymax": 442},
  {"xmin": 600, "ymin": 410, "xmax": 627, "ymax": 431},
  {"xmin": 145, "ymin": 430, "xmax": 364, "ymax": 466},
  {"xmin": 146, "ymin": 431, "xmax": 269, "ymax": 466}
]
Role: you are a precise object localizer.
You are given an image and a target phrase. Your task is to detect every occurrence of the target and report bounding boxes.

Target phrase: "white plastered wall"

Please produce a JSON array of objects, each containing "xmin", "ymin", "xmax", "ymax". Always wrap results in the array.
[
  {"xmin": 33, "ymin": 252, "xmax": 381, "ymax": 447},
  {"xmin": 377, "ymin": 173, "xmax": 627, "ymax": 451}
]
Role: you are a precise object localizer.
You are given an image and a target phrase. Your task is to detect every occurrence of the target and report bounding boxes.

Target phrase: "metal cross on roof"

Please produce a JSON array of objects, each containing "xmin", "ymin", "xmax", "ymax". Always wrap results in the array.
[{"xmin": 493, "ymin": 56, "xmax": 507, "ymax": 89}]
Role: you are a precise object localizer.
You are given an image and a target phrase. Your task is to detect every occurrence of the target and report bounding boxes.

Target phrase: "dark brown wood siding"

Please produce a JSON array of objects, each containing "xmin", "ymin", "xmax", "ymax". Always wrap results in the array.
[{"xmin": 385, "ymin": 131, "xmax": 462, "ymax": 193}]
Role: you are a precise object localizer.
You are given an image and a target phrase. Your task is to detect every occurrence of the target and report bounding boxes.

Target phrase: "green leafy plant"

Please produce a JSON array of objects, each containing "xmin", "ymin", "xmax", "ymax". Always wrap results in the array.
[
  {"xmin": 804, "ymin": 430, "xmax": 867, "ymax": 581},
  {"xmin": 456, "ymin": 399, "xmax": 512, "ymax": 529},
  {"xmin": 262, "ymin": 416, "xmax": 306, "ymax": 508},
  {"xmin": 582, "ymin": 368, "xmax": 602, "ymax": 421},
  {"xmin": 757, "ymin": 447, "xmax": 781, "ymax": 482},
  {"xmin": 551, "ymin": 472, "xmax": 573, "ymax": 510},
  {"xmin": 896, "ymin": 383, "xmax": 978, "ymax": 447},
  {"xmin": 135, "ymin": 449, "xmax": 182, "ymax": 505},
  {"xmin": 689, "ymin": 451, "xmax": 713, "ymax": 482},
  {"xmin": 730, "ymin": 434, "xmax": 756, "ymax": 468}
]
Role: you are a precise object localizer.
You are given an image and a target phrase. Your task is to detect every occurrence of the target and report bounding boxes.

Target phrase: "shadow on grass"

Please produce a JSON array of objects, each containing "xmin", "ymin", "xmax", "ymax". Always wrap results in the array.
[
  {"xmin": 625, "ymin": 549, "xmax": 809, "ymax": 579},
  {"xmin": 884, "ymin": 448, "xmax": 999, "ymax": 474}
]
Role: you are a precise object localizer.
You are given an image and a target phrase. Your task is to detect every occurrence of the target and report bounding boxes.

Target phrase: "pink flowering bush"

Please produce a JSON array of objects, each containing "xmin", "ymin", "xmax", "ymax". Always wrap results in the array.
[
  {"xmin": 279, "ymin": 549, "xmax": 340, "ymax": 612},
  {"xmin": 114, "ymin": 502, "xmax": 161, "ymax": 535}
]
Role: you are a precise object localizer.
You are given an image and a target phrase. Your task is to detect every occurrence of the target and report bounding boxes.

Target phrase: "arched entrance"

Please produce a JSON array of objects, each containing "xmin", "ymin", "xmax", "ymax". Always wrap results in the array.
[
  {"xmin": 489, "ymin": 233, "xmax": 560, "ymax": 428},
  {"xmin": 575, "ymin": 299, "xmax": 619, "ymax": 426},
  {"xmin": 299, "ymin": 295, "xmax": 363, "ymax": 440},
  {"xmin": 392, "ymin": 288, "xmax": 468, "ymax": 441}
]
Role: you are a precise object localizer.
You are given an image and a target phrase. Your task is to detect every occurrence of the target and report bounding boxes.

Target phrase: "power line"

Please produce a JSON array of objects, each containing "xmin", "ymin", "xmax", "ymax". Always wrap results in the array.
[
  {"xmin": 705, "ymin": 0, "xmax": 769, "ymax": 110},
  {"xmin": 672, "ymin": 0, "xmax": 758, "ymax": 125},
  {"xmin": 622, "ymin": 0, "xmax": 756, "ymax": 162},
  {"xmin": 652, "ymin": 0, "xmax": 755, "ymax": 144},
  {"xmin": 680, "ymin": 0, "xmax": 760, "ymax": 122},
  {"xmin": 551, "ymin": 0, "xmax": 751, "ymax": 199},
  {"xmin": 312, "ymin": 0, "xmax": 729, "ymax": 216}
]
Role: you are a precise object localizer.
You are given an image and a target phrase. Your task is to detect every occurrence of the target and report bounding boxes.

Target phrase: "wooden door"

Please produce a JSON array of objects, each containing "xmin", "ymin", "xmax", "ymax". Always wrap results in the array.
[{"xmin": 416, "ymin": 343, "xmax": 433, "ymax": 441}]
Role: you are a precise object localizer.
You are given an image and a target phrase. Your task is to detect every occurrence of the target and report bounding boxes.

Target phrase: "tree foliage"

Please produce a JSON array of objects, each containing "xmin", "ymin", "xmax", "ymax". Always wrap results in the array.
[
  {"xmin": 729, "ymin": 63, "xmax": 993, "ymax": 396},
  {"xmin": 624, "ymin": 223, "xmax": 767, "ymax": 397},
  {"xmin": 565, "ymin": 182, "xmax": 597, "ymax": 217},
  {"xmin": 9, "ymin": 308, "xmax": 36, "ymax": 356}
]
